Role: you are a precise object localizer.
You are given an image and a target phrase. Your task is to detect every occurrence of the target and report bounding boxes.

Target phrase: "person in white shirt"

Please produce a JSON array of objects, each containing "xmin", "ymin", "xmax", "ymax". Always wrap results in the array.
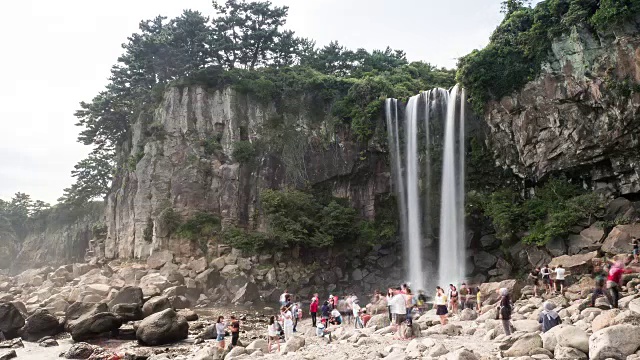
[
  {"xmin": 330, "ymin": 308, "xmax": 342, "ymax": 325},
  {"xmin": 389, "ymin": 288, "xmax": 407, "ymax": 340},
  {"xmin": 281, "ymin": 306, "xmax": 294, "ymax": 342},
  {"xmin": 352, "ymin": 300, "xmax": 362, "ymax": 328},
  {"xmin": 554, "ymin": 265, "xmax": 567, "ymax": 294},
  {"xmin": 279, "ymin": 290, "xmax": 288, "ymax": 307},
  {"xmin": 267, "ymin": 316, "xmax": 280, "ymax": 353},
  {"xmin": 432, "ymin": 286, "xmax": 448, "ymax": 325}
]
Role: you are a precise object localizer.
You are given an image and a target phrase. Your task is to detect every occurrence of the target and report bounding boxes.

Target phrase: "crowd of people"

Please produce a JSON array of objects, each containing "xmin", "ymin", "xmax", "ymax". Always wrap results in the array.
[{"xmin": 209, "ymin": 239, "xmax": 640, "ymax": 353}]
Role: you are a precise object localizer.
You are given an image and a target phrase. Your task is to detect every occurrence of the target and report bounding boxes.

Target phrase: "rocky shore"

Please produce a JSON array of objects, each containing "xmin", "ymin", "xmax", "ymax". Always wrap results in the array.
[{"xmin": 0, "ymin": 246, "xmax": 639, "ymax": 360}]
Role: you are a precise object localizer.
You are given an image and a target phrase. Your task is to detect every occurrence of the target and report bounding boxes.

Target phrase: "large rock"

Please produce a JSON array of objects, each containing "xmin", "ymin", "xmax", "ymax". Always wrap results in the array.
[
  {"xmin": 231, "ymin": 282, "xmax": 260, "ymax": 304},
  {"xmin": 63, "ymin": 342, "xmax": 99, "ymax": 359},
  {"xmin": 0, "ymin": 350, "xmax": 16, "ymax": 360},
  {"xmin": 147, "ymin": 250, "xmax": 173, "ymax": 270},
  {"xmin": 139, "ymin": 273, "xmax": 170, "ymax": 297},
  {"xmin": 445, "ymin": 349, "xmax": 479, "ymax": 360},
  {"xmin": 602, "ymin": 224, "xmax": 640, "ymax": 254},
  {"xmin": 588, "ymin": 324, "xmax": 640, "ymax": 360},
  {"xmin": 65, "ymin": 302, "xmax": 108, "ymax": 330},
  {"xmin": 112, "ymin": 303, "xmax": 143, "ymax": 322},
  {"xmin": 70, "ymin": 312, "xmax": 122, "ymax": 341},
  {"xmin": 548, "ymin": 251, "xmax": 597, "ymax": 273},
  {"xmin": 136, "ymin": 309, "xmax": 188, "ymax": 345},
  {"xmin": 541, "ymin": 324, "xmax": 588, "ymax": 353},
  {"xmin": 473, "ymin": 251, "xmax": 497, "ymax": 270},
  {"xmin": 512, "ymin": 320, "xmax": 540, "ymax": 332},
  {"xmin": 194, "ymin": 269, "xmax": 221, "ymax": 291},
  {"xmin": 281, "ymin": 336, "xmax": 305, "ymax": 354},
  {"xmin": 108, "ymin": 286, "xmax": 143, "ymax": 308},
  {"xmin": 479, "ymin": 279, "xmax": 521, "ymax": 305},
  {"xmin": 142, "ymin": 296, "xmax": 172, "ymax": 318},
  {"xmin": 554, "ymin": 345, "xmax": 588, "ymax": 360},
  {"xmin": 502, "ymin": 333, "xmax": 543, "ymax": 357},
  {"xmin": 567, "ymin": 225, "xmax": 604, "ymax": 255},
  {"xmin": 0, "ymin": 304, "xmax": 24, "ymax": 339},
  {"xmin": 19, "ymin": 309, "xmax": 61, "ymax": 341}
]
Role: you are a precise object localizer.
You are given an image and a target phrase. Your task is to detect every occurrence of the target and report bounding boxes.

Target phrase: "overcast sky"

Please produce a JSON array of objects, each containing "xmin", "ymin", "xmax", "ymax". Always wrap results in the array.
[{"xmin": 0, "ymin": 0, "xmax": 533, "ymax": 204}]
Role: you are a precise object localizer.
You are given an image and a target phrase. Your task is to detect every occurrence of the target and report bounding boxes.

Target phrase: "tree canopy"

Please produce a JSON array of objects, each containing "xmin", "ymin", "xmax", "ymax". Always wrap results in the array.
[{"xmin": 64, "ymin": 0, "xmax": 455, "ymax": 207}]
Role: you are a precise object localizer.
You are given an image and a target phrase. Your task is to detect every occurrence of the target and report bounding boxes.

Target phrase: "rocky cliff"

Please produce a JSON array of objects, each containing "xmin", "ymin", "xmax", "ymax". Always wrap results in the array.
[
  {"xmin": 11, "ymin": 202, "xmax": 105, "ymax": 271},
  {"xmin": 105, "ymin": 86, "xmax": 389, "ymax": 260},
  {"xmin": 484, "ymin": 24, "xmax": 640, "ymax": 195}
]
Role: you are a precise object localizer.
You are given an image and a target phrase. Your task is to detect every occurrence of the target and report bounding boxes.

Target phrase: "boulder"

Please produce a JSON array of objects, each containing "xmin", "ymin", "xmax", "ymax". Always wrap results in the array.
[
  {"xmin": 602, "ymin": 225, "xmax": 640, "ymax": 254},
  {"xmin": 512, "ymin": 320, "xmax": 540, "ymax": 332},
  {"xmin": 136, "ymin": 309, "xmax": 188, "ymax": 346},
  {"xmin": 170, "ymin": 295, "xmax": 191, "ymax": 310},
  {"xmin": 365, "ymin": 314, "xmax": 390, "ymax": 329},
  {"xmin": 281, "ymin": 336, "xmax": 305, "ymax": 354},
  {"xmin": 0, "ymin": 303, "xmax": 24, "ymax": 339},
  {"xmin": 177, "ymin": 309, "xmax": 198, "ymax": 321},
  {"xmin": 541, "ymin": 324, "xmax": 588, "ymax": 353},
  {"xmin": 567, "ymin": 226, "xmax": 604, "ymax": 255},
  {"xmin": 142, "ymin": 296, "xmax": 172, "ymax": 318},
  {"xmin": 0, "ymin": 339, "xmax": 23, "ymax": 349},
  {"xmin": 591, "ymin": 309, "xmax": 620, "ymax": 332},
  {"xmin": 138, "ymin": 273, "xmax": 170, "ymax": 297},
  {"xmin": 65, "ymin": 302, "xmax": 108, "ymax": 331},
  {"xmin": 19, "ymin": 309, "xmax": 61, "ymax": 341},
  {"xmin": 630, "ymin": 298, "xmax": 640, "ymax": 314},
  {"xmin": 194, "ymin": 269, "xmax": 221, "ymax": 291},
  {"xmin": 107, "ymin": 286, "xmax": 143, "ymax": 308},
  {"xmin": 474, "ymin": 251, "xmax": 497, "ymax": 270},
  {"xmin": 147, "ymin": 250, "xmax": 173, "ymax": 270},
  {"xmin": 0, "ymin": 350, "xmax": 16, "ymax": 360},
  {"xmin": 63, "ymin": 342, "xmax": 98, "ymax": 359},
  {"xmin": 231, "ymin": 282, "xmax": 260, "ymax": 304},
  {"xmin": 86, "ymin": 284, "xmax": 111, "ymax": 297},
  {"xmin": 548, "ymin": 251, "xmax": 597, "ymax": 274},
  {"xmin": 588, "ymin": 324, "xmax": 640, "ymax": 360},
  {"xmin": 445, "ymin": 348, "xmax": 479, "ymax": 360},
  {"xmin": 112, "ymin": 303, "xmax": 143, "ymax": 322},
  {"xmin": 70, "ymin": 312, "xmax": 122, "ymax": 341},
  {"xmin": 479, "ymin": 279, "xmax": 521, "ymax": 305},
  {"xmin": 428, "ymin": 343, "xmax": 449, "ymax": 357},
  {"xmin": 554, "ymin": 345, "xmax": 587, "ymax": 360},
  {"xmin": 190, "ymin": 257, "xmax": 207, "ymax": 274},
  {"xmin": 502, "ymin": 333, "xmax": 543, "ymax": 357},
  {"xmin": 210, "ymin": 257, "xmax": 226, "ymax": 271},
  {"xmin": 459, "ymin": 308, "xmax": 478, "ymax": 321}
]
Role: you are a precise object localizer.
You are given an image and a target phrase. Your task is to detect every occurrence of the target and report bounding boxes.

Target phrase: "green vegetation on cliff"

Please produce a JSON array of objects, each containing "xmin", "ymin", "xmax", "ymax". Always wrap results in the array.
[
  {"xmin": 470, "ymin": 177, "xmax": 604, "ymax": 245},
  {"xmin": 457, "ymin": 0, "xmax": 640, "ymax": 114},
  {"xmin": 65, "ymin": 0, "xmax": 455, "ymax": 207}
]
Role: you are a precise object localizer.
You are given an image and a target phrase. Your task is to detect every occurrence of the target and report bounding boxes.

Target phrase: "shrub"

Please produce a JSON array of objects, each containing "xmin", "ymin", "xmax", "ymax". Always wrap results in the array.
[
  {"xmin": 143, "ymin": 218, "xmax": 154, "ymax": 242},
  {"xmin": 232, "ymin": 141, "xmax": 256, "ymax": 164},
  {"xmin": 159, "ymin": 207, "xmax": 181, "ymax": 236},
  {"xmin": 201, "ymin": 137, "xmax": 222, "ymax": 157}
]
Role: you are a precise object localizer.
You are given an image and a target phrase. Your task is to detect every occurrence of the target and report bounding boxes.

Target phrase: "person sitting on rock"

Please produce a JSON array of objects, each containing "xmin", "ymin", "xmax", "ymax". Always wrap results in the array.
[
  {"xmin": 316, "ymin": 318, "xmax": 333, "ymax": 342},
  {"xmin": 538, "ymin": 301, "xmax": 561, "ymax": 332},
  {"xmin": 330, "ymin": 307, "xmax": 342, "ymax": 325},
  {"xmin": 360, "ymin": 309, "xmax": 372, "ymax": 327}
]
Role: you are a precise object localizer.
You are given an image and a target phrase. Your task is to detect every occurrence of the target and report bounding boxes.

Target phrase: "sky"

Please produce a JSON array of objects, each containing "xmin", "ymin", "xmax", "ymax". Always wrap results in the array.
[{"xmin": 0, "ymin": 0, "xmax": 532, "ymax": 204}]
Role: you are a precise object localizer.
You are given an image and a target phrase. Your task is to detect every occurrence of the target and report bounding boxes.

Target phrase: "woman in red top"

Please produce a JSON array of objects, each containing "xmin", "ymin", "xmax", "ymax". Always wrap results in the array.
[
  {"xmin": 310, "ymin": 293, "xmax": 319, "ymax": 327},
  {"xmin": 607, "ymin": 258, "xmax": 637, "ymax": 308}
]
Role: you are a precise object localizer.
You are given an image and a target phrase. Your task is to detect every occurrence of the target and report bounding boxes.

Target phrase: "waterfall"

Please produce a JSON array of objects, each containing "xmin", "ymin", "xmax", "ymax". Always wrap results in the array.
[
  {"xmin": 438, "ymin": 84, "xmax": 465, "ymax": 287},
  {"xmin": 405, "ymin": 95, "xmax": 424, "ymax": 289},
  {"xmin": 385, "ymin": 85, "xmax": 466, "ymax": 291}
]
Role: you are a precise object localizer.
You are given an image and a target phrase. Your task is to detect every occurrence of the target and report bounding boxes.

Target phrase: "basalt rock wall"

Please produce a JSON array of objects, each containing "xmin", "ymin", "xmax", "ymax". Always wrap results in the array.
[
  {"xmin": 484, "ymin": 24, "xmax": 640, "ymax": 195},
  {"xmin": 104, "ymin": 86, "xmax": 390, "ymax": 260}
]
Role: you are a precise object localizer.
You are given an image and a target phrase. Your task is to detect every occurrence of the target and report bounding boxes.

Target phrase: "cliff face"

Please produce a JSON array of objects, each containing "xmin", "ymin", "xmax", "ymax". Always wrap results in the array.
[
  {"xmin": 11, "ymin": 202, "xmax": 105, "ymax": 271},
  {"xmin": 105, "ymin": 86, "xmax": 389, "ymax": 259},
  {"xmin": 484, "ymin": 25, "xmax": 640, "ymax": 195}
]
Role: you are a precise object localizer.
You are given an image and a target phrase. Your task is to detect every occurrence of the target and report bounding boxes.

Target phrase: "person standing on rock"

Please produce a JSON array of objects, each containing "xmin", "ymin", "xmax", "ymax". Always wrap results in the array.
[
  {"xmin": 290, "ymin": 302, "xmax": 299, "ymax": 333},
  {"xmin": 215, "ymin": 316, "xmax": 227, "ymax": 350},
  {"xmin": 310, "ymin": 293, "xmax": 319, "ymax": 327},
  {"xmin": 459, "ymin": 283, "xmax": 470, "ymax": 309},
  {"xmin": 386, "ymin": 288, "xmax": 394, "ymax": 322},
  {"xmin": 538, "ymin": 301, "xmax": 561, "ymax": 332},
  {"xmin": 448, "ymin": 284, "xmax": 459, "ymax": 314},
  {"xmin": 540, "ymin": 264, "xmax": 551, "ymax": 294},
  {"xmin": 281, "ymin": 306, "xmax": 294, "ymax": 342},
  {"xmin": 528, "ymin": 267, "xmax": 541, "ymax": 297},
  {"xmin": 496, "ymin": 288, "xmax": 513, "ymax": 336},
  {"xmin": 475, "ymin": 287, "xmax": 482, "ymax": 312},
  {"xmin": 352, "ymin": 300, "xmax": 363, "ymax": 328},
  {"xmin": 631, "ymin": 238, "xmax": 639, "ymax": 263},
  {"xmin": 591, "ymin": 263, "xmax": 609, "ymax": 307},
  {"xmin": 554, "ymin": 264, "xmax": 567, "ymax": 294},
  {"xmin": 229, "ymin": 315, "xmax": 240, "ymax": 349},
  {"xmin": 405, "ymin": 288, "xmax": 415, "ymax": 326},
  {"xmin": 417, "ymin": 290, "xmax": 427, "ymax": 314},
  {"xmin": 433, "ymin": 286, "xmax": 448, "ymax": 325},
  {"xmin": 389, "ymin": 287, "xmax": 407, "ymax": 340},
  {"xmin": 267, "ymin": 316, "xmax": 280, "ymax": 353},
  {"xmin": 321, "ymin": 301, "xmax": 331, "ymax": 324},
  {"xmin": 607, "ymin": 257, "xmax": 638, "ymax": 308}
]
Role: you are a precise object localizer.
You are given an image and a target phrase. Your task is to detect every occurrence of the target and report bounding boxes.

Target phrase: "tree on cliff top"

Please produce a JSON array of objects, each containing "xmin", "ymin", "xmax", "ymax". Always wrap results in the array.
[{"xmin": 65, "ymin": 0, "xmax": 452, "ymax": 207}]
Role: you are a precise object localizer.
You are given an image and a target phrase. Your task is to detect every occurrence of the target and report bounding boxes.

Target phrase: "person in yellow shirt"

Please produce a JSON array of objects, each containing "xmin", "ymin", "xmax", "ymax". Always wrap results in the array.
[{"xmin": 476, "ymin": 287, "xmax": 482, "ymax": 313}]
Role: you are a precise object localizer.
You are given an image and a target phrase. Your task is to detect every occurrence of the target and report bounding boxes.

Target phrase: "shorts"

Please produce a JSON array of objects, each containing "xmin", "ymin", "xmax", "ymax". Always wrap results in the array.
[
  {"xmin": 542, "ymin": 277, "xmax": 550, "ymax": 285},
  {"xmin": 528, "ymin": 278, "xmax": 540, "ymax": 286},
  {"xmin": 216, "ymin": 334, "xmax": 225, "ymax": 341},
  {"xmin": 555, "ymin": 279, "xmax": 565, "ymax": 286},
  {"xmin": 634, "ymin": 249, "xmax": 639, "ymax": 256},
  {"xmin": 394, "ymin": 314, "xmax": 406, "ymax": 325},
  {"xmin": 436, "ymin": 305, "xmax": 448, "ymax": 316}
]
